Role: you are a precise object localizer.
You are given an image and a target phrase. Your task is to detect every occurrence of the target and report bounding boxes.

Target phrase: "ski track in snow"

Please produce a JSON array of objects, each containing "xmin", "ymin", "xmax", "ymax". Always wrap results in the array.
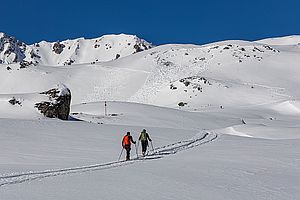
[{"xmin": 0, "ymin": 132, "xmax": 217, "ymax": 187}]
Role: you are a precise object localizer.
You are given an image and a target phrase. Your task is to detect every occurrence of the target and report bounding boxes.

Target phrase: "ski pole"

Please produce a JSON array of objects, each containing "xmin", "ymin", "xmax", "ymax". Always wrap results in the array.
[
  {"xmin": 150, "ymin": 141, "xmax": 154, "ymax": 151},
  {"xmin": 118, "ymin": 147, "xmax": 124, "ymax": 161},
  {"xmin": 135, "ymin": 143, "xmax": 138, "ymax": 158}
]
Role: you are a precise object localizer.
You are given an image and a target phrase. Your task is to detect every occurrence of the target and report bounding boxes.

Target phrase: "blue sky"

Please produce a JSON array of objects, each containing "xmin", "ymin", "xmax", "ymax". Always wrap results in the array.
[{"xmin": 2, "ymin": 0, "xmax": 300, "ymax": 45}]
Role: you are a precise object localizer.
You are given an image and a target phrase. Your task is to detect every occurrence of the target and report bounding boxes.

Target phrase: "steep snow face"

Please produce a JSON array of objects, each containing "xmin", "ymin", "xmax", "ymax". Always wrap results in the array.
[{"xmin": 29, "ymin": 34, "xmax": 153, "ymax": 65}]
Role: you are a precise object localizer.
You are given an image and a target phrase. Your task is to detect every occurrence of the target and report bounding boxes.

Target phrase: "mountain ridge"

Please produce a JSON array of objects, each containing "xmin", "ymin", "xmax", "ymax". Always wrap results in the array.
[
  {"xmin": 1, "ymin": 33, "xmax": 300, "ymax": 119},
  {"xmin": 0, "ymin": 32, "xmax": 153, "ymax": 66}
]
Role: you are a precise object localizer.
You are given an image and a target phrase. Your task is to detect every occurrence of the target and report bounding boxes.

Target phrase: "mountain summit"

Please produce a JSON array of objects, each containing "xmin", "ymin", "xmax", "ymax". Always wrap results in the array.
[
  {"xmin": 0, "ymin": 32, "xmax": 153, "ymax": 66},
  {"xmin": 0, "ymin": 32, "xmax": 29, "ymax": 64}
]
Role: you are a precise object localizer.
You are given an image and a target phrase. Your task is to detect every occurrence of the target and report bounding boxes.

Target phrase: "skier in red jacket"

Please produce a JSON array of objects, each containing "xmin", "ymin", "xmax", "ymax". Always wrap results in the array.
[{"xmin": 122, "ymin": 132, "xmax": 136, "ymax": 160}]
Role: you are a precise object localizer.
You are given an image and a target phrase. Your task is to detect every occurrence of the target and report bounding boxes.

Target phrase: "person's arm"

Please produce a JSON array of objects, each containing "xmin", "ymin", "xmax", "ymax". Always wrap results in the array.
[
  {"xmin": 147, "ymin": 133, "xmax": 152, "ymax": 142},
  {"xmin": 130, "ymin": 136, "xmax": 136, "ymax": 144},
  {"xmin": 122, "ymin": 137, "xmax": 124, "ymax": 147}
]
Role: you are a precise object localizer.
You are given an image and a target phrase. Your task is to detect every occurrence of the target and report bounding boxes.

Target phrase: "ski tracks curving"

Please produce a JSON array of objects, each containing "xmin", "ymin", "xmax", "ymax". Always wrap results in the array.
[{"xmin": 0, "ymin": 131, "xmax": 217, "ymax": 187}]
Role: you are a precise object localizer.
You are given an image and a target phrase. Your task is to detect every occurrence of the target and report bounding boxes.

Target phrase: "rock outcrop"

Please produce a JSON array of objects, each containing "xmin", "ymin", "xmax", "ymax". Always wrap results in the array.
[
  {"xmin": 35, "ymin": 85, "xmax": 71, "ymax": 120},
  {"xmin": 52, "ymin": 42, "xmax": 65, "ymax": 54},
  {"xmin": 0, "ymin": 32, "xmax": 27, "ymax": 64}
]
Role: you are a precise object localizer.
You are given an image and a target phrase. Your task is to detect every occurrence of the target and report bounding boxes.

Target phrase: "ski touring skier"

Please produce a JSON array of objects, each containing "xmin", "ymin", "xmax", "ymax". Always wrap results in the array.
[
  {"xmin": 138, "ymin": 129, "xmax": 152, "ymax": 156},
  {"xmin": 122, "ymin": 132, "xmax": 136, "ymax": 160}
]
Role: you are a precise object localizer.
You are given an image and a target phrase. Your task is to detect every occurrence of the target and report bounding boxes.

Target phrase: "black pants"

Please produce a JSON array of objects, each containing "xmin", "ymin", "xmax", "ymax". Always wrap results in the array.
[
  {"xmin": 141, "ymin": 141, "xmax": 148, "ymax": 153},
  {"xmin": 124, "ymin": 145, "xmax": 131, "ymax": 160}
]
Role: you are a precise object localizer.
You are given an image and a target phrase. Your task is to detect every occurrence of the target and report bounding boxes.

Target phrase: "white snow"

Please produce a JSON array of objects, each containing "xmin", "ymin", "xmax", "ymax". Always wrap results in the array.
[
  {"xmin": 256, "ymin": 35, "xmax": 300, "ymax": 45},
  {"xmin": 30, "ymin": 34, "xmax": 152, "ymax": 66},
  {"xmin": 0, "ymin": 34, "xmax": 300, "ymax": 199}
]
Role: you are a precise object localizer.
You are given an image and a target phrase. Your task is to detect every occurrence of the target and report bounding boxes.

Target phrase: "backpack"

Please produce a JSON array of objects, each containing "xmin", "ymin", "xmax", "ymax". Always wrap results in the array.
[
  {"xmin": 123, "ymin": 135, "xmax": 131, "ymax": 145},
  {"xmin": 140, "ymin": 132, "xmax": 147, "ymax": 141}
]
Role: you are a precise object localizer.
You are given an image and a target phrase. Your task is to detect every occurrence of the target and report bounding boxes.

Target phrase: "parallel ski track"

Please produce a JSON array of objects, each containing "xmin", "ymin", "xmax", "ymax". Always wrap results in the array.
[{"xmin": 0, "ymin": 131, "xmax": 217, "ymax": 187}]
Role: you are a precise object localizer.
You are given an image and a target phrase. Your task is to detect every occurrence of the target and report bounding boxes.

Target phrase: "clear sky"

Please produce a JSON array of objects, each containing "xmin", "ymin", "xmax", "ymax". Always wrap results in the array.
[{"xmin": 2, "ymin": 0, "xmax": 300, "ymax": 45}]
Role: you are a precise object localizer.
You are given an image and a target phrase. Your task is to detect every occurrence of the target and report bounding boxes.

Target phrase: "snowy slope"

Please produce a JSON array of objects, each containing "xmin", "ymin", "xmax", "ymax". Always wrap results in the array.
[
  {"xmin": 0, "ymin": 102, "xmax": 299, "ymax": 200},
  {"xmin": 256, "ymin": 35, "xmax": 300, "ymax": 53},
  {"xmin": 1, "ymin": 35, "xmax": 300, "ymax": 199},
  {"xmin": 257, "ymin": 35, "xmax": 300, "ymax": 45},
  {"xmin": 2, "ymin": 37, "xmax": 300, "ymax": 109},
  {"xmin": 1, "ymin": 36, "xmax": 300, "ymax": 120}
]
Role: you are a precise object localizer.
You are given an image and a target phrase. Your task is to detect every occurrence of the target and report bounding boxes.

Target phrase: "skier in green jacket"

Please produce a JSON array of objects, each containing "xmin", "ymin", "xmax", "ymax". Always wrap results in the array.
[{"xmin": 138, "ymin": 129, "xmax": 152, "ymax": 156}]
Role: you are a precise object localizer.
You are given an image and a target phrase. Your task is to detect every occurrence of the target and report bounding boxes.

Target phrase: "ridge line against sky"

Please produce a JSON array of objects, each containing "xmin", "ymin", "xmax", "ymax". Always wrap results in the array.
[{"xmin": 1, "ymin": 0, "xmax": 300, "ymax": 45}]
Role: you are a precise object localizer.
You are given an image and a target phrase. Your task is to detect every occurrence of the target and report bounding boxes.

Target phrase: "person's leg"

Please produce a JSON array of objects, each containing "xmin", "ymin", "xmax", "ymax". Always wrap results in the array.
[
  {"xmin": 141, "ymin": 141, "xmax": 147, "ymax": 156},
  {"xmin": 125, "ymin": 146, "xmax": 131, "ymax": 160}
]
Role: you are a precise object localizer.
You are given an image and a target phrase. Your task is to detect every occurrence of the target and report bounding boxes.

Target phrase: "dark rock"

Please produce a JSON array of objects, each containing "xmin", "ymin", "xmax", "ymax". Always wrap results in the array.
[
  {"xmin": 63, "ymin": 59, "xmax": 74, "ymax": 66},
  {"xmin": 9, "ymin": 97, "xmax": 22, "ymax": 105},
  {"xmin": 210, "ymin": 46, "xmax": 219, "ymax": 49},
  {"xmin": 184, "ymin": 81, "xmax": 190, "ymax": 87},
  {"xmin": 115, "ymin": 54, "xmax": 120, "ymax": 59},
  {"xmin": 53, "ymin": 42, "xmax": 65, "ymax": 54},
  {"xmin": 170, "ymin": 84, "xmax": 177, "ymax": 90},
  {"xmin": 35, "ymin": 86, "xmax": 71, "ymax": 120},
  {"xmin": 134, "ymin": 44, "xmax": 142, "ymax": 53},
  {"xmin": 30, "ymin": 50, "xmax": 41, "ymax": 59},
  {"xmin": 178, "ymin": 102, "xmax": 187, "ymax": 107},
  {"xmin": 20, "ymin": 60, "xmax": 33, "ymax": 68},
  {"xmin": 253, "ymin": 47, "xmax": 264, "ymax": 52},
  {"xmin": 133, "ymin": 38, "xmax": 152, "ymax": 54}
]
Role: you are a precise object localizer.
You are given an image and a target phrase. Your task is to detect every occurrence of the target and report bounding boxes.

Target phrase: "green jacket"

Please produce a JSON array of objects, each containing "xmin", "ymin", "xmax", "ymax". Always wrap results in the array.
[{"xmin": 139, "ymin": 132, "xmax": 151, "ymax": 142}]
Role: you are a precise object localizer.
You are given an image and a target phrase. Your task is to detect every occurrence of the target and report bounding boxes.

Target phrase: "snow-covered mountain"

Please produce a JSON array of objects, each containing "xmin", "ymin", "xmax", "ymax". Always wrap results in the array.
[
  {"xmin": 30, "ymin": 34, "xmax": 153, "ymax": 65},
  {"xmin": 0, "ymin": 32, "xmax": 153, "ymax": 66},
  {"xmin": 2, "ymin": 34, "xmax": 300, "ymax": 119}
]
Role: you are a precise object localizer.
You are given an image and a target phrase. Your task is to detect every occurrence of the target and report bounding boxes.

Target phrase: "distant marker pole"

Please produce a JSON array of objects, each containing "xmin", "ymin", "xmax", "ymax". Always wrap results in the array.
[{"xmin": 104, "ymin": 101, "xmax": 107, "ymax": 116}]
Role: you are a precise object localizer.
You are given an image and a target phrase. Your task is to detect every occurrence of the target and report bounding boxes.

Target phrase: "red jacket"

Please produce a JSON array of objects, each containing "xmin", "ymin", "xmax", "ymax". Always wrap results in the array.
[{"xmin": 122, "ymin": 135, "xmax": 135, "ymax": 147}]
